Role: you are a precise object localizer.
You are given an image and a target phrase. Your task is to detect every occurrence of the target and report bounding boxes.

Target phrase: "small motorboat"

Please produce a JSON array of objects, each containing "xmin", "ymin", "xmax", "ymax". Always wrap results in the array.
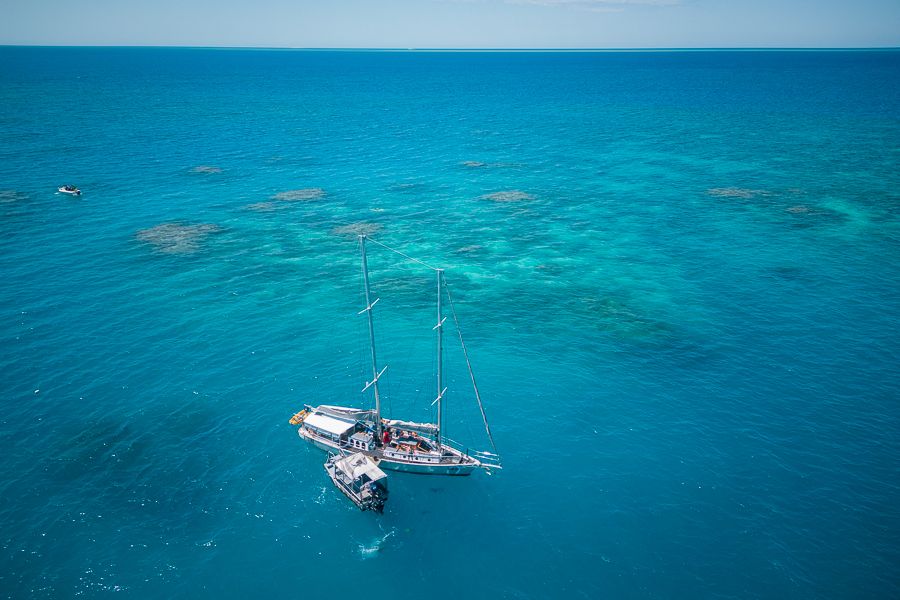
[
  {"xmin": 58, "ymin": 185, "xmax": 81, "ymax": 196},
  {"xmin": 324, "ymin": 452, "xmax": 389, "ymax": 513}
]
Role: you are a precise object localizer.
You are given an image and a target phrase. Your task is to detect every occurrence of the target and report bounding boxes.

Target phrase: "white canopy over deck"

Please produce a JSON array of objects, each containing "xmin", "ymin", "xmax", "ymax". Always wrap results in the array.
[{"xmin": 304, "ymin": 413, "xmax": 356, "ymax": 437}]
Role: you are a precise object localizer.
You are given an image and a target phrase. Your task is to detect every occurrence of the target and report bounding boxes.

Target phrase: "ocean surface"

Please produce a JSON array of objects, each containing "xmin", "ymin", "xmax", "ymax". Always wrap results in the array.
[{"xmin": 1, "ymin": 47, "xmax": 899, "ymax": 598}]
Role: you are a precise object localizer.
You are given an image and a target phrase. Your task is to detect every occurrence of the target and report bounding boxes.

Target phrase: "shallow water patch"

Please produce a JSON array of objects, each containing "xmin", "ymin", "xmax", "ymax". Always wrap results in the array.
[
  {"xmin": 461, "ymin": 160, "xmax": 524, "ymax": 169},
  {"xmin": 783, "ymin": 204, "xmax": 848, "ymax": 228},
  {"xmin": 332, "ymin": 222, "xmax": 383, "ymax": 237},
  {"xmin": 387, "ymin": 181, "xmax": 429, "ymax": 194},
  {"xmin": 245, "ymin": 202, "xmax": 290, "ymax": 212},
  {"xmin": 455, "ymin": 244, "xmax": 484, "ymax": 254},
  {"xmin": 136, "ymin": 222, "xmax": 223, "ymax": 254},
  {"xmin": 190, "ymin": 165, "xmax": 222, "ymax": 174},
  {"xmin": 272, "ymin": 188, "xmax": 325, "ymax": 202},
  {"xmin": 481, "ymin": 190, "xmax": 535, "ymax": 203},
  {"xmin": 706, "ymin": 187, "xmax": 769, "ymax": 199},
  {"xmin": 568, "ymin": 292, "xmax": 678, "ymax": 344}
]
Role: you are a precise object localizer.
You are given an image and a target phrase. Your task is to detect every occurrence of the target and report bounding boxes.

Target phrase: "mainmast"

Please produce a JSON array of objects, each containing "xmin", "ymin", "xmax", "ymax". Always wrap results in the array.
[
  {"xmin": 359, "ymin": 235, "xmax": 384, "ymax": 442},
  {"xmin": 434, "ymin": 268, "xmax": 447, "ymax": 450}
]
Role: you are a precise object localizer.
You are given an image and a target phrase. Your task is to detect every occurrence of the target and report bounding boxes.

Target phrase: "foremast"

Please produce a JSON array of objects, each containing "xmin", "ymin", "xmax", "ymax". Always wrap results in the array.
[
  {"xmin": 359, "ymin": 235, "xmax": 385, "ymax": 442},
  {"xmin": 434, "ymin": 268, "xmax": 447, "ymax": 451}
]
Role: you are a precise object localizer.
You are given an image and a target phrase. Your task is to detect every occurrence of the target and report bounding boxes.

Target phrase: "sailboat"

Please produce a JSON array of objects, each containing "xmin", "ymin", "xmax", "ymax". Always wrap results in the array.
[{"xmin": 290, "ymin": 235, "xmax": 501, "ymax": 476}]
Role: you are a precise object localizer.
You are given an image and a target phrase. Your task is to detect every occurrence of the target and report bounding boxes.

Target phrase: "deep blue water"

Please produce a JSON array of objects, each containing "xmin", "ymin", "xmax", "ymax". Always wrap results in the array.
[{"xmin": 1, "ymin": 47, "xmax": 899, "ymax": 598}]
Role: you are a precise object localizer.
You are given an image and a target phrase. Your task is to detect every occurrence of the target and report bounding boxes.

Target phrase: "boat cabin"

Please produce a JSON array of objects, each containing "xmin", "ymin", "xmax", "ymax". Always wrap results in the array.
[
  {"xmin": 349, "ymin": 431, "xmax": 375, "ymax": 451},
  {"xmin": 302, "ymin": 413, "xmax": 356, "ymax": 443}
]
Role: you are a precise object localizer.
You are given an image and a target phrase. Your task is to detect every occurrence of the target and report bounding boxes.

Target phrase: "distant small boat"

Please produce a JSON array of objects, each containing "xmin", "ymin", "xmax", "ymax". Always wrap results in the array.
[
  {"xmin": 324, "ymin": 452, "xmax": 389, "ymax": 512},
  {"xmin": 58, "ymin": 185, "xmax": 81, "ymax": 196}
]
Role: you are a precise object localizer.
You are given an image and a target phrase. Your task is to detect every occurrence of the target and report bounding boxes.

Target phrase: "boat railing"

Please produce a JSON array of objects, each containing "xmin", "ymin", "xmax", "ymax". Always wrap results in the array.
[
  {"xmin": 439, "ymin": 436, "xmax": 503, "ymax": 470},
  {"xmin": 470, "ymin": 449, "xmax": 503, "ymax": 470},
  {"xmin": 437, "ymin": 435, "xmax": 467, "ymax": 452}
]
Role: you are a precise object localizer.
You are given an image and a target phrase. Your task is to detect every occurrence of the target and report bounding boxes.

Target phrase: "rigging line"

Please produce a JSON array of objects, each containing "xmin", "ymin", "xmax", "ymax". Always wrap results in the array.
[
  {"xmin": 366, "ymin": 237, "xmax": 440, "ymax": 272},
  {"xmin": 444, "ymin": 279, "xmax": 500, "ymax": 458}
]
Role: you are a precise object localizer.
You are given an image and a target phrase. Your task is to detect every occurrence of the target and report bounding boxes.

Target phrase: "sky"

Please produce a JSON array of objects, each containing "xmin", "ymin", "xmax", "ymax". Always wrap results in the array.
[{"xmin": 1, "ymin": 0, "xmax": 898, "ymax": 48}]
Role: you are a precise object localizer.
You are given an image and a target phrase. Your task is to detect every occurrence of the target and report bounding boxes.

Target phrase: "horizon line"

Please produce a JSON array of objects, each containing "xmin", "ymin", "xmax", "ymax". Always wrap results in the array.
[{"xmin": 1, "ymin": 44, "xmax": 899, "ymax": 52}]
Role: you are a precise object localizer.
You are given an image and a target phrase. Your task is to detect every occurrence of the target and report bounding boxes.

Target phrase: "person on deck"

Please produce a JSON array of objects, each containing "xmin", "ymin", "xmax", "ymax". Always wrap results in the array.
[{"xmin": 382, "ymin": 429, "xmax": 391, "ymax": 446}]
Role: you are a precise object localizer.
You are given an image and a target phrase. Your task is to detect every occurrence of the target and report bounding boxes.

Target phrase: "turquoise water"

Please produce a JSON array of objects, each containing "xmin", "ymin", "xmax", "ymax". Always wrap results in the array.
[{"xmin": 1, "ymin": 48, "xmax": 899, "ymax": 598}]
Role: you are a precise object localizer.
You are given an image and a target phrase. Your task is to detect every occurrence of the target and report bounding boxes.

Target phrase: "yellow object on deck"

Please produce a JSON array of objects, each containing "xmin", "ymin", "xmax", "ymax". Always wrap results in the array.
[{"xmin": 289, "ymin": 409, "xmax": 309, "ymax": 425}]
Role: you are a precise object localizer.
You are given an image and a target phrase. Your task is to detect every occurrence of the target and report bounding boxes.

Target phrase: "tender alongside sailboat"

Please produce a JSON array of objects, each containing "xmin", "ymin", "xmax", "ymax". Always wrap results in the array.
[
  {"xmin": 324, "ymin": 452, "xmax": 389, "ymax": 512},
  {"xmin": 291, "ymin": 235, "xmax": 501, "ymax": 476}
]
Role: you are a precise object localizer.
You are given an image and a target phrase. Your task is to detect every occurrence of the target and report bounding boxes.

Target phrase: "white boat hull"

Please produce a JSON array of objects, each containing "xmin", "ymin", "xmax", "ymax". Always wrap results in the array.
[
  {"xmin": 379, "ymin": 460, "xmax": 477, "ymax": 476},
  {"xmin": 299, "ymin": 428, "xmax": 479, "ymax": 476}
]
